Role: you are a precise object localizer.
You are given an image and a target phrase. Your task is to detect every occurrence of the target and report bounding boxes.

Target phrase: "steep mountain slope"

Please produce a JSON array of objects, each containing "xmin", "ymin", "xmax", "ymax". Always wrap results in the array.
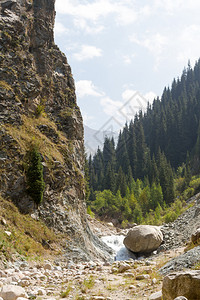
[
  {"xmin": 0, "ymin": 0, "xmax": 111, "ymax": 261},
  {"xmin": 88, "ymin": 62, "xmax": 200, "ymax": 226}
]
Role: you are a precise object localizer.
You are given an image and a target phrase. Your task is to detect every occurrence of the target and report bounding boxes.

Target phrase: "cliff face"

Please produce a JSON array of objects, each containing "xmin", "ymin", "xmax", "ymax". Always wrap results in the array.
[{"xmin": 0, "ymin": 0, "xmax": 111, "ymax": 261}]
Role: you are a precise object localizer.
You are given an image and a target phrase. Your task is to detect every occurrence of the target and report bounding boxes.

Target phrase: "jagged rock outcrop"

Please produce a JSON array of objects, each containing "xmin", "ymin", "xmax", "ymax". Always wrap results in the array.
[
  {"xmin": 0, "ymin": 0, "xmax": 112, "ymax": 261},
  {"xmin": 162, "ymin": 270, "xmax": 200, "ymax": 300}
]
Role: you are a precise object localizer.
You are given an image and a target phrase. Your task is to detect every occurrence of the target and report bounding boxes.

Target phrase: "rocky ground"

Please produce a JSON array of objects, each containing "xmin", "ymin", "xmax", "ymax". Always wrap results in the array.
[
  {"xmin": 0, "ymin": 194, "xmax": 200, "ymax": 300},
  {"xmin": 0, "ymin": 248, "xmax": 184, "ymax": 300},
  {"xmin": 158, "ymin": 193, "xmax": 200, "ymax": 252}
]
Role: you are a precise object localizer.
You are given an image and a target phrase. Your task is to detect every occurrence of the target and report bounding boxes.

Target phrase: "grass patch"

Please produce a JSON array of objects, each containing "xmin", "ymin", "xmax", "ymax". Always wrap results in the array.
[
  {"xmin": 0, "ymin": 194, "xmax": 63, "ymax": 259},
  {"xmin": 106, "ymin": 282, "xmax": 118, "ymax": 291},
  {"xmin": 184, "ymin": 241, "xmax": 198, "ymax": 252},
  {"xmin": 194, "ymin": 261, "xmax": 200, "ymax": 270},
  {"xmin": 5, "ymin": 115, "xmax": 66, "ymax": 163},
  {"xmin": 0, "ymin": 80, "xmax": 13, "ymax": 91},
  {"xmin": 60, "ymin": 284, "xmax": 72, "ymax": 298},
  {"xmin": 83, "ymin": 275, "xmax": 95, "ymax": 290}
]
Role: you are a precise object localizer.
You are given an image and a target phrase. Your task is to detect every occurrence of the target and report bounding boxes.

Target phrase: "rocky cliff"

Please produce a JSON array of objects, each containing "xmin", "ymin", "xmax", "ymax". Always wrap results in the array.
[{"xmin": 0, "ymin": 0, "xmax": 111, "ymax": 261}]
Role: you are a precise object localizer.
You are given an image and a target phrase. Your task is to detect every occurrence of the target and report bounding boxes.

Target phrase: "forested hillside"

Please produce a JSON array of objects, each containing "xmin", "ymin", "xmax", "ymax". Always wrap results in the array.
[{"xmin": 87, "ymin": 60, "xmax": 200, "ymax": 226}]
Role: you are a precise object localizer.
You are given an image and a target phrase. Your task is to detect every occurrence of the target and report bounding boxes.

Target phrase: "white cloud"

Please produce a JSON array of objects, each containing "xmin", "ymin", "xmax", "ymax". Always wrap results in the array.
[
  {"xmin": 56, "ymin": 0, "xmax": 113, "ymax": 21},
  {"xmin": 122, "ymin": 89, "xmax": 156, "ymax": 104},
  {"xmin": 177, "ymin": 25, "xmax": 200, "ymax": 64},
  {"xmin": 82, "ymin": 111, "xmax": 94, "ymax": 125},
  {"xmin": 100, "ymin": 96, "xmax": 123, "ymax": 117},
  {"xmin": 121, "ymin": 89, "xmax": 157, "ymax": 119},
  {"xmin": 55, "ymin": 0, "xmax": 140, "ymax": 26},
  {"xmin": 74, "ymin": 18, "xmax": 104, "ymax": 35},
  {"xmin": 122, "ymin": 89, "xmax": 137, "ymax": 101},
  {"xmin": 76, "ymin": 80, "xmax": 104, "ymax": 98},
  {"xmin": 144, "ymin": 91, "xmax": 157, "ymax": 103},
  {"xmin": 130, "ymin": 33, "xmax": 168, "ymax": 69},
  {"xmin": 100, "ymin": 89, "xmax": 156, "ymax": 122},
  {"xmin": 73, "ymin": 45, "xmax": 103, "ymax": 61},
  {"xmin": 54, "ymin": 21, "xmax": 68, "ymax": 36},
  {"xmin": 114, "ymin": 5, "xmax": 138, "ymax": 26},
  {"xmin": 154, "ymin": 0, "xmax": 200, "ymax": 14},
  {"xmin": 154, "ymin": 0, "xmax": 182, "ymax": 14},
  {"xmin": 123, "ymin": 54, "xmax": 135, "ymax": 65},
  {"xmin": 131, "ymin": 33, "xmax": 168, "ymax": 56}
]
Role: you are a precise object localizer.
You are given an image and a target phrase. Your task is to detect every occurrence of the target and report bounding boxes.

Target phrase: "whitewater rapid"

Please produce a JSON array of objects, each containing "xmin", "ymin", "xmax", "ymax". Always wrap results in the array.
[{"xmin": 101, "ymin": 235, "xmax": 137, "ymax": 261}]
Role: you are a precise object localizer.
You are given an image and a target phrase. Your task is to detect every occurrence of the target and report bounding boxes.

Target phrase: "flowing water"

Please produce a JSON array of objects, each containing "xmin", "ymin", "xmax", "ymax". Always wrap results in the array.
[{"xmin": 101, "ymin": 235, "xmax": 137, "ymax": 261}]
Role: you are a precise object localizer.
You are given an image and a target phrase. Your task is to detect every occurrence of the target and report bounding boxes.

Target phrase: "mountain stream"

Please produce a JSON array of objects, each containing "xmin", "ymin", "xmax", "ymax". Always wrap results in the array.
[{"xmin": 101, "ymin": 235, "xmax": 137, "ymax": 261}]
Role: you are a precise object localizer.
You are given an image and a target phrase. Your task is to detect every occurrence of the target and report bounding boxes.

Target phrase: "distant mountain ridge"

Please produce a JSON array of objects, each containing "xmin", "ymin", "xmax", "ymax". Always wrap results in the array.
[{"xmin": 84, "ymin": 125, "xmax": 117, "ymax": 156}]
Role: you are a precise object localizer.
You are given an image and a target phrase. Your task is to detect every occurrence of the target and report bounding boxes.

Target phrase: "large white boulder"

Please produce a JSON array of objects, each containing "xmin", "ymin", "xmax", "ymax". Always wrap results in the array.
[
  {"xmin": 0, "ymin": 285, "xmax": 27, "ymax": 300},
  {"xmin": 123, "ymin": 225, "xmax": 163, "ymax": 253}
]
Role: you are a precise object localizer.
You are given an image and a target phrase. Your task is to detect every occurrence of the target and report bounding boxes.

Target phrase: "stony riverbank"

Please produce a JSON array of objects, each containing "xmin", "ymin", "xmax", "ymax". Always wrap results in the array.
[{"xmin": 0, "ymin": 247, "xmax": 185, "ymax": 300}]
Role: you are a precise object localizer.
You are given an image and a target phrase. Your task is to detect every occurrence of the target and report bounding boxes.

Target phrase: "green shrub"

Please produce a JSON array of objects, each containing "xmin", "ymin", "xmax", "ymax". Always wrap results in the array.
[
  {"xmin": 183, "ymin": 187, "xmax": 194, "ymax": 199},
  {"xmin": 83, "ymin": 275, "xmax": 95, "ymax": 289},
  {"xmin": 35, "ymin": 104, "xmax": 45, "ymax": 117},
  {"xmin": 87, "ymin": 206, "xmax": 95, "ymax": 218},
  {"xmin": 121, "ymin": 219, "xmax": 128, "ymax": 228},
  {"xmin": 60, "ymin": 284, "xmax": 72, "ymax": 298},
  {"xmin": 190, "ymin": 177, "xmax": 200, "ymax": 191},
  {"xmin": 26, "ymin": 145, "xmax": 45, "ymax": 206},
  {"xmin": 164, "ymin": 210, "xmax": 177, "ymax": 223}
]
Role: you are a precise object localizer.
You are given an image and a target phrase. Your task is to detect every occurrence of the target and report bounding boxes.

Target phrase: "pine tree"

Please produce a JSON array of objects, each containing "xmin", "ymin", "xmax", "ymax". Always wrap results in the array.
[
  {"xmin": 115, "ymin": 167, "xmax": 127, "ymax": 197},
  {"xmin": 116, "ymin": 132, "xmax": 130, "ymax": 174},
  {"xmin": 26, "ymin": 145, "xmax": 45, "ymax": 207},
  {"xmin": 104, "ymin": 162, "xmax": 116, "ymax": 193},
  {"xmin": 157, "ymin": 149, "xmax": 175, "ymax": 204}
]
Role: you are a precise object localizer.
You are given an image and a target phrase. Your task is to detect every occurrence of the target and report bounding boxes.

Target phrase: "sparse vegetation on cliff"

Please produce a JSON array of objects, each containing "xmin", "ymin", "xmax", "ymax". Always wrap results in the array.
[
  {"xmin": 26, "ymin": 144, "xmax": 45, "ymax": 206},
  {"xmin": 0, "ymin": 195, "xmax": 61, "ymax": 260}
]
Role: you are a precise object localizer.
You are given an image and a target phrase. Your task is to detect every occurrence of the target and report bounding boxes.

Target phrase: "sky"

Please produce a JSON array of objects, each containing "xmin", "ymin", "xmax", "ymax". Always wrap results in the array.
[{"xmin": 54, "ymin": 0, "xmax": 200, "ymax": 133}]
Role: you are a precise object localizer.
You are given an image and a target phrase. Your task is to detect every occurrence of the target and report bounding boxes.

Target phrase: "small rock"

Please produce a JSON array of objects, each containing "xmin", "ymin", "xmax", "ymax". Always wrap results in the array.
[
  {"xmin": 149, "ymin": 290, "xmax": 162, "ymax": 300},
  {"xmin": 20, "ymin": 263, "xmax": 28, "ymax": 269},
  {"xmin": 123, "ymin": 272, "xmax": 134, "ymax": 278},
  {"xmin": 145, "ymin": 260, "xmax": 151, "ymax": 266},
  {"xmin": 1, "ymin": 218, "xmax": 7, "ymax": 225},
  {"xmin": 43, "ymin": 263, "xmax": 52, "ymax": 270},
  {"xmin": 129, "ymin": 285, "xmax": 136, "ymax": 290},
  {"xmin": 0, "ymin": 271, "xmax": 6, "ymax": 278},
  {"xmin": 107, "ymin": 222, "xmax": 113, "ymax": 227},
  {"xmin": 118, "ymin": 263, "xmax": 130, "ymax": 273},
  {"xmin": 111, "ymin": 267, "xmax": 118, "ymax": 273},
  {"xmin": 136, "ymin": 274, "xmax": 150, "ymax": 280},
  {"xmin": 37, "ymin": 289, "xmax": 46, "ymax": 296},
  {"xmin": 152, "ymin": 278, "xmax": 157, "ymax": 284},
  {"xmin": 103, "ymin": 262, "xmax": 110, "ymax": 266},
  {"xmin": 0, "ymin": 285, "xmax": 27, "ymax": 300},
  {"xmin": 4, "ymin": 231, "xmax": 12, "ymax": 237}
]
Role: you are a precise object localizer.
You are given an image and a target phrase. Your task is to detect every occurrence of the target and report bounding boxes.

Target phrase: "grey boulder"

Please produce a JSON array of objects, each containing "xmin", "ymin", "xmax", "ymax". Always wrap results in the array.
[{"xmin": 123, "ymin": 225, "xmax": 163, "ymax": 253}]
